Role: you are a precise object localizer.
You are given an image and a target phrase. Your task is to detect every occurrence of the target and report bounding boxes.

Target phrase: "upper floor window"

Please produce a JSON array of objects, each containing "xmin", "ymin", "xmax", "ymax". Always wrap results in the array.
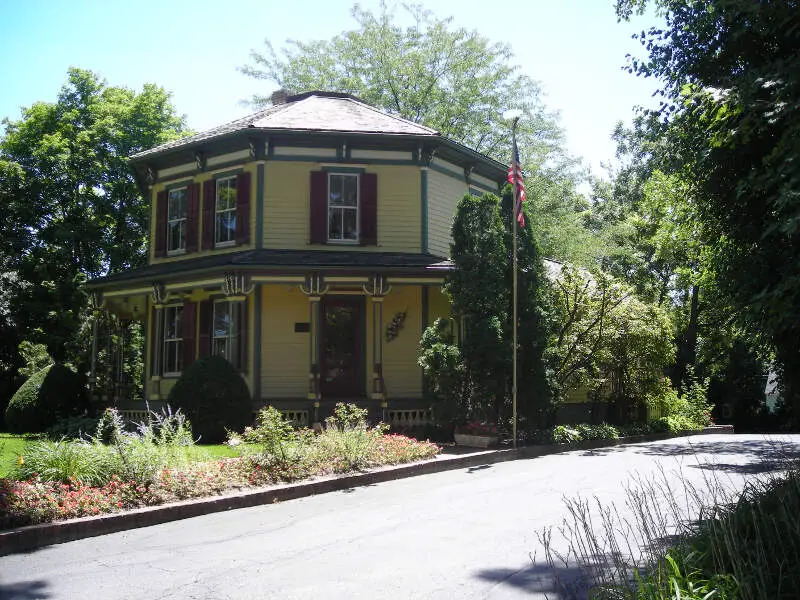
[
  {"xmin": 163, "ymin": 305, "xmax": 183, "ymax": 375},
  {"xmin": 328, "ymin": 173, "xmax": 359, "ymax": 242},
  {"xmin": 167, "ymin": 187, "xmax": 187, "ymax": 253},
  {"xmin": 215, "ymin": 177, "xmax": 237, "ymax": 246}
]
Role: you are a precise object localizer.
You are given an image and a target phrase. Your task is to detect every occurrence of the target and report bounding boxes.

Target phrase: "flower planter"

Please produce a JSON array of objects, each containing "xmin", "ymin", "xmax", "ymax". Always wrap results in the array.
[{"xmin": 454, "ymin": 433, "xmax": 500, "ymax": 448}]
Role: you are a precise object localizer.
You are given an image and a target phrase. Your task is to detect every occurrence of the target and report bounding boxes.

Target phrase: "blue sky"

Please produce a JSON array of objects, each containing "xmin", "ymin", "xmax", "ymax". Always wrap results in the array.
[{"xmin": 0, "ymin": 0, "xmax": 660, "ymax": 177}]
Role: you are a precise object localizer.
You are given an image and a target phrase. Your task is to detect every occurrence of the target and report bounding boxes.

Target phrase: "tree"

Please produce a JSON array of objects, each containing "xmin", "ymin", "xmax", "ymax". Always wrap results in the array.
[
  {"xmin": 421, "ymin": 188, "xmax": 554, "ymax": 428},
  {"xmin": 544, "ymin": 264, "xmax": 674, "ymax": 422},
  {"xmin": 616, "ymin": 0, "xmax": 800, "ymax": 423},
  {"xmin": 0, "ymin": 68, "xmax": 186, "ymax": 378},
  {"xmin": 241, "ymin": 2, "xmax": 566, "ymax": 168},
  {"xmin": 445, "ymin": 192, "xmax": 508, "ymax": 420}
]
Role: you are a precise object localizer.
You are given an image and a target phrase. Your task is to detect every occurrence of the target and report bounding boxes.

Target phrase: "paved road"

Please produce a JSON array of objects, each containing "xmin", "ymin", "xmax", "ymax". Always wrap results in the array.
[{"xmin": 2, "ymin": 434, "xmax": 799, "ymax": 600}]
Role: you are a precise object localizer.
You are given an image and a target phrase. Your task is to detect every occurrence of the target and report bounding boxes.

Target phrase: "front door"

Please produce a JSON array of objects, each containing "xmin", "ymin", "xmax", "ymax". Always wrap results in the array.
[{"xmin": 321, "ymin": 296, "xmax": 365, "ymax": 398}]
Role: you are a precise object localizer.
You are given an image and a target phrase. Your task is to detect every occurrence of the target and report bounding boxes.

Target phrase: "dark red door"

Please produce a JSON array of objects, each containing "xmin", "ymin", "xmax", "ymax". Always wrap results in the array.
[{"xmin": 321, "ymin": 296, "xmax": 365, "ymax": 398}]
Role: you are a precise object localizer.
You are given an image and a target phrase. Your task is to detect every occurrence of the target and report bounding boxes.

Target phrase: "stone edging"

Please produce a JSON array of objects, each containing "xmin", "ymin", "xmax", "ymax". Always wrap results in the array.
[{"xmin": 0, "ymin": 427, "xmax": 730, "ymax": 556}]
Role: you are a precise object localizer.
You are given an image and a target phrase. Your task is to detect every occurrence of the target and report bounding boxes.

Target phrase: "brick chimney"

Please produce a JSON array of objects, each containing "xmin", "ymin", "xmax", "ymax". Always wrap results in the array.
[{"xmin": 270, "ymin": 89, "xmax": 291, "ymax": 105}]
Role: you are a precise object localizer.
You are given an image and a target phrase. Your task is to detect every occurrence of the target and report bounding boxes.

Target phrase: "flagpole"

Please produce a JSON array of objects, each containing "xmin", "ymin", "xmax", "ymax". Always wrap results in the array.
[{"xmin": 511, "ymin": 117, "xmax": 519, "ymax": 450}]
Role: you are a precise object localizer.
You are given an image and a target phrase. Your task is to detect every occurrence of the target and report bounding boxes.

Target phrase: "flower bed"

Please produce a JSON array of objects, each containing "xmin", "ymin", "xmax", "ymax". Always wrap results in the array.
[{"xmin": 0, "ymin": 407, "xmax": 440, "ymax": 530}]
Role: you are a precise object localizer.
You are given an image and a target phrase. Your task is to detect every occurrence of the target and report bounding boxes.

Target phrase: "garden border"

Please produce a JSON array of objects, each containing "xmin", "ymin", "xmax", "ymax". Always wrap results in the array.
[{"xmin": 0, "ymin": 426, "xmax": 731, "ymax": 556}]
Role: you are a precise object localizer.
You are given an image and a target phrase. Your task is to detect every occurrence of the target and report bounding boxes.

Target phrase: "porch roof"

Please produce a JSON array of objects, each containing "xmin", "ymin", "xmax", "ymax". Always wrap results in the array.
[{"xmin": 87, "ymin": 250, "xmax": 453, "ymax": 291}]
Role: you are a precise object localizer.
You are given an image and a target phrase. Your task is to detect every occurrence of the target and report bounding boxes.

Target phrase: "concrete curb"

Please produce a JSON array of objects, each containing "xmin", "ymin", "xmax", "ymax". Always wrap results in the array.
[{"xmin": 0, "ymin": 428, "xmax": 727, "ymax": 556}]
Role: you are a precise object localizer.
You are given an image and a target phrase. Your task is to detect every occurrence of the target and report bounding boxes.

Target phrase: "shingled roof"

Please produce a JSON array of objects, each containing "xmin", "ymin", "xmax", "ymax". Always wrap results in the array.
[{"xmin": 131, "ymin": 91, "xmax": 440, "ymax": 161}]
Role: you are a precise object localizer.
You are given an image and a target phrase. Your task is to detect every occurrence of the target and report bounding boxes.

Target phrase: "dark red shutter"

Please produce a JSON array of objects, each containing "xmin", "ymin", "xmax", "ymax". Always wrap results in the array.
[
  {"xmin": 236, "ymin": 171, "xmax": 251, "ymax": 245},
  {"xmin": 181, "ymin": 300, "xmax": 197, "ymax": 370},
  {"xmin": 237, "ymin": 301, "xmax": 248, "ymax": 372},
  {"xmin": 309, "ymin": 171, "xmax": 328, "ymax": 244},
  {"xmin": 198, "ymin": 300, "xmax": 212, "ymax": 358},
  {"xmin": 360, "ymin": 173, "xmax": 378, "ymax": 245},
  {"xmin": 185, "ymin": 183, "xmax": 199, "ymax": 253},
  {"xmin": 154, "ymin": 190, "xmax": 167, "ymax": 257},
  {"xmin": 202, "ymin": 180, "xmax": 215, "ymax": 250}
]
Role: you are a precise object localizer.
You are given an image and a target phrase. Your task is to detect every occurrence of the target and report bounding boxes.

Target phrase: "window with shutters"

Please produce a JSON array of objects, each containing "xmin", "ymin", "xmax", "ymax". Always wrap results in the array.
[
  {"xmin": 215, "ymin": 177, "xmax": 237, "ymax": 246},
  {"xmin": 167, "ymin": 187, "xmax": 187, "ymax": 254},
  {"xmin": 212, "ymin": 301, "xmax": 238, "ymax": 365},
  {"xmin": 328, "ymin": 173, "xmax": 359, "ymax": 242},
  {"xmin": 163, "ymin": 305, "xmax": 183, "ymax": 375}
]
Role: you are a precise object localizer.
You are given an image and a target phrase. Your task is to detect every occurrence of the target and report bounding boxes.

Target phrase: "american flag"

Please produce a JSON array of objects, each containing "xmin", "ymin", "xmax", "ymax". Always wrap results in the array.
[{"xmin": 507, "ymin": 141, "xmax": 526, "ymax": 227}]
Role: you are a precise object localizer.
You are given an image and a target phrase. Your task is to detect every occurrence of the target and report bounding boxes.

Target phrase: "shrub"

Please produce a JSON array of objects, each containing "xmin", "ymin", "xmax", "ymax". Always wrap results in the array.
[
  {"xmin": 236, "ymin": 406, "xmax": 312, "ymax": 480},
  {"xmin": 551, "ymin": 425, "xmax": 582, "ymax": 444},
  {"xmin": 167, "ymin": 355, "xmax": 253, "ymax": 443},
  {"xmin": 16, "ymin": 438, "xmax": 105, "ymax": 485},
  {"xmin": 96, "ymin": 408, "xmax": 125, "ymax": 444},
  {"xmin": 46, "ymin": 416, "xmax": 100, "ymax": 440},
  {"xmin": 4, "ymin": 364, "xmax": 87, "ymax": 433},
  {"xmin": 316, "ymin": 403, "xmax": 385, "ymax": 472}
]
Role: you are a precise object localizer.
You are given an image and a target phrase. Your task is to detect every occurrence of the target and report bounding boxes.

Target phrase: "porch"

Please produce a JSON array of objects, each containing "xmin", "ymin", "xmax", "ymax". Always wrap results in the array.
[{"xmin": 88, "ymin": 250, "xmax": 453, "ymax": 427}]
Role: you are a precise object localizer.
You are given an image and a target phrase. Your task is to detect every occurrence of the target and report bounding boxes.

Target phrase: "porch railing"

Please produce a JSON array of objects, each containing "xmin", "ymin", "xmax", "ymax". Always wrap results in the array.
[{"xmin": 386, "ymin": 408, "xmax": 434, "ymax": 428}]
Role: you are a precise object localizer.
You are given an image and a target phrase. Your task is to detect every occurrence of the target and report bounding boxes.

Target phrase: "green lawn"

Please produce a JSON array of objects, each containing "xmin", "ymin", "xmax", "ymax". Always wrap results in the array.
[
  {"xmin": 0, "ymin": 433, "xmax": 30, "ymax": 478},
  {"xmin": 0, "ymin": 434, "xmax": 239, "ymax": 479}
]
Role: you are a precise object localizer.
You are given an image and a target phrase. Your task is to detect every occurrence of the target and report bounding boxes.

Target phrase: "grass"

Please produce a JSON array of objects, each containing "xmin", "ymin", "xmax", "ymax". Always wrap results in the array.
[
  {"xmin": 0, "ymin": 432, "xmax": 237, "ymax": 480},
  {"xmin": 0, "ymin": 433, "xmax": 31, "ymax": 478}
]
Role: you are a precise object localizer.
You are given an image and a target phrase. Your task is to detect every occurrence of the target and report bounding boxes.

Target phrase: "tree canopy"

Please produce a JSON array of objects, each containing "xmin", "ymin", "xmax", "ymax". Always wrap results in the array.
[
  {"xmin": 0, "ymin": 68, "xmax": 186, "ymax": 369},
  {"xmin": 241, "ymin": 2, "xmax": 567, "ymax": 170},
  {"xmin": 615, "ymin": 0, "xmax": 800, "ymax": 422}
]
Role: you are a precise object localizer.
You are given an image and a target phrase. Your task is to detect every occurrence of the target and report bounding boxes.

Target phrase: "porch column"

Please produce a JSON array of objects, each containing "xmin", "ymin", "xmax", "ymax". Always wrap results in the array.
[
  {"xmin": 150, "ymin": 282, "xmax": 167, "ymax": 401},
  {"xmin": 222, "ymin": 271, "xmax": 255, "ymax": 379},
  {"xmin": 364, "ymin": 275, "xmax": 391, "ymax": 421},
  {"xmin": 300, "ymin": 273, "xmax": 329, "ymax": 423}
]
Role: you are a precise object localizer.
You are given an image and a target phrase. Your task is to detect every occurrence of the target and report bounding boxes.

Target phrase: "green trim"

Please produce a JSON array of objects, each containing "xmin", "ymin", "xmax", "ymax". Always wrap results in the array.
[
  {"xmin": 265, "ymin": 155, "xmax": 416, "ymax": 166},
  {"xmin": 164, "ymin": 179, "xmax": 192, "ymax": 191},
  {"xmin": 142, "ymin": 301, "xmax": 150, "ymax": 398},
  {"xmin": 210, "ymin": 167, "xmax": 244, "ymax": 180},
  {"xmin": 468, "ymin": 179, "xmax": 500, "ymax": 194},
  {"xmin": 428, "ymin": 162, "xmax": 465, "ymax": 182},
  {"xmin": 156, "ymin": 162, "xmax": 249, "ymax": 184},
  {"xmin": 421, "ymin": 285, "xmax": 429, "ymax": 330},
  {"xmin": 421, "ymin": 285, "xmax": 430, "ymax": 398},
  {"xmin": 252, "ymin": 285, "xmax": 262, "ymax": 403},
  {"xmin": 421, "ymin": 169, "xmax": 429, "ymax": 254},
  {"xmin": 321, "ymin": 166, "xmax": 366, "ymax": 174},
  {"xmin": 256, "ymin": 163, "xmax": 265, "ymax": 249}
]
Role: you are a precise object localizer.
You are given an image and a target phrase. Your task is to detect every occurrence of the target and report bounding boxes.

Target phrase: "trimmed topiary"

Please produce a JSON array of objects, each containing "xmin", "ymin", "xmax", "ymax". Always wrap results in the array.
[
  {"xmin": 166, "ymin": 355, "xmax": 253, "ymax": 443},
  {"xmin": 4, "ymin": 363, "xmax": 88, "ymax": 433}
]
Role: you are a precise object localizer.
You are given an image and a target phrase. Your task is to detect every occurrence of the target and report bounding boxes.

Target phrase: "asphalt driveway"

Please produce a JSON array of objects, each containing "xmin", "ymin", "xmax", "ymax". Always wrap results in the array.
[{"xmin": 1, "ymin": 433, "xmax": 798, "ymax": 599}]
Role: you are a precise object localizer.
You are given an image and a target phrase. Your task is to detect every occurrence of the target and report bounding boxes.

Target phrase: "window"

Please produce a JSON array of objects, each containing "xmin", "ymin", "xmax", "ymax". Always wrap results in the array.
[
  {"xmin": 215, "ymin": 177, "xmax": 237, "ymax": 246},
  {"xmin": 167, "ymin": 187, "xmax": 187, "ymax": 253},
  {"xmin": 213, "ymin": 301, "xmax": 239, "ymax": 366},
  {"xmin": 163, "ymin": 305, "xmax": 183, "ymax": 375},
  {"xmin": 328, "ymin": 173, "xmax": 359, "ymax": 242}
]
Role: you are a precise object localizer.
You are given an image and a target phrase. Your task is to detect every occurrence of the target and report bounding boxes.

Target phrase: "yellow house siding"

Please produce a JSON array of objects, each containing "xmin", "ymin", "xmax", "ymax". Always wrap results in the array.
[
  {"xmin": 262, "ymin": 162, "xmax": 421, "ymax": 252},
  {"xmin": 149, "ymin": 162, "xmax": 259, "ymax": 264},
  {"xmin": 382, "ymin": 286, "xmax": 422, "ymax": 398},
  {"xmin": 261, "ymin": 285, "xmax": 309, "ymax": 398},
  {"xmin": 428, "ymin": 166, "xmax": 468, "ymax": 258}
]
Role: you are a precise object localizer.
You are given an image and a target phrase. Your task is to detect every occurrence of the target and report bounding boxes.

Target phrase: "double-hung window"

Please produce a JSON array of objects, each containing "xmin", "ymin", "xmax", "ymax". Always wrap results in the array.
[
  {"xmin": 215, "ymin": 177, "xmax": 237, "ymax": 246},
  {"xmin": 328, "ymin": 173, "xmax": 359, "ymax": 242},
  {"xmin": 167, "ymin": 187, "xmax": 187, "ymax": 253},
  {"xmin": 163, "ymin": 305, "xmax": 183, "ymax": 375},
  {"xmin": 212, "ymin": 301, "xmax": 239, "ymax": 367}
]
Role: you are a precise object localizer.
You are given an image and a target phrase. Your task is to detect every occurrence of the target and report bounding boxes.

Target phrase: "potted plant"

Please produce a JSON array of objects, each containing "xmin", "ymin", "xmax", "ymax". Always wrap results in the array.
[{"xmin": 454, "ymin": 421, "xmax": 500, "ymax": 448}]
